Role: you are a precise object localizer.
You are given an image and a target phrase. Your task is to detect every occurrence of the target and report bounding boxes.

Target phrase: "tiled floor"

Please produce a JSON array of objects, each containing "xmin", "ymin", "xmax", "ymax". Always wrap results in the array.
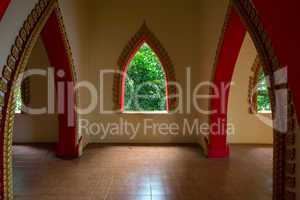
[{"xmin": 13, "ymin": 144, "xmax": 272, "ymax": 200}]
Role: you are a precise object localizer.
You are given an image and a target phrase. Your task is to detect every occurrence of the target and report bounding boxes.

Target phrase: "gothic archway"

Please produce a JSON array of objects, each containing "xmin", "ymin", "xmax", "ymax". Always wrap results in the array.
[
  {"xmin": 113, "ymin": 23, "xmax": 177, "ymax": 112},
  {"xmin": 208, "ymin": 0, "xmax": 297, "ymax": 199},
  {"xmin": 0, "ymin": 0, "xmax": 80, "ymax": 199}
]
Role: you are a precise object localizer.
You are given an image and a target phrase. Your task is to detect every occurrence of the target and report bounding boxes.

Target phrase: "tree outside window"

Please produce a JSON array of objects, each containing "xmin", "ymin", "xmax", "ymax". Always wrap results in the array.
[
  {"xmin": 124, "ymin": 43, "xmax": 167, "ymax": 112},
  {"xmin": 257, "ymin": 69, "xmax": 271, "ymax": 113},
  {"xmin": 15, "ymin": 86, "xmax": 22, "ymax": 114}
]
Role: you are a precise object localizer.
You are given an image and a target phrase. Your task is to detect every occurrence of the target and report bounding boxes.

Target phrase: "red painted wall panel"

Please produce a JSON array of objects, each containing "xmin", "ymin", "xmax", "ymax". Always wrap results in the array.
[
  {"xmin": 0, "ymin": 0, "xmax": 11, "ymax": 21},
  {"xmin": 41, "ymin": 12, "xmax": 78, "ymax": 158},
  {"xmin": 208, "ymin": 10, "xmax": 246, "ymax": 157},
  {"xmin": 252, "ymin": 0, "xmax": 300, "ymax": 121}
]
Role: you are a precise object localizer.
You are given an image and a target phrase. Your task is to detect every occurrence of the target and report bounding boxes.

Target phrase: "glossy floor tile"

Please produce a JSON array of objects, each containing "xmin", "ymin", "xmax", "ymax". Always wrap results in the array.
[{"xmin": 13, "ymin": 144, "xmax": 272, "ymax": 200}]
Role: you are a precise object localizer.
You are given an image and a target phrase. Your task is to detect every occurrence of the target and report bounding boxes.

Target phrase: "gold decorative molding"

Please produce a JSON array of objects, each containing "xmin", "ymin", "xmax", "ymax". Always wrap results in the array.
[
  {"xmin": 1, "ymin": 1, "xmax": 54, "ymax": 198},
  {"xmin": 0, "ymin": 0, "xmax": 79, "ymax": 199},
  {"xmin": 0, "ymin": 79, "xmax": 8, "ymax": 93},
  {"xmin": 2, "ymin": 67, "xmax": 12, "ymax": 81},
  {"xmin": 206, "ymin": 4, "xmax": 234, "ymax": 146},
  {"xmin": 232, "ymin": 0, "xmax": 296, "ymax": 199}
]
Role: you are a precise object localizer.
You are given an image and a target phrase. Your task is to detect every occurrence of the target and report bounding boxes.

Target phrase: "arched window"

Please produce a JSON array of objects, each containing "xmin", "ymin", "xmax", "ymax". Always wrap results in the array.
[
  {"xmin": 248, "ymin": 56, "xmax": 271, "ymax": 113},
  {"xmin": 113, "ymin": 23, "xmax": 177, "ymax": 113},
  {"xmin": 124, "ymin": 43, "xmax": 167, "ymax": 112}
]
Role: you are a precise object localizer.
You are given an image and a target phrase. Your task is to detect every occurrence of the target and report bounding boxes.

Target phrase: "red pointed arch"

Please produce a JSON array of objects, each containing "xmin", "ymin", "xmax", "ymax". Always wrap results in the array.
[
  {"xmin": 209, "ymin": 0, "xmax": 299, "ymax": 198},
  {"xmin": 207, "ymin": 8, "xmax": 246, "ymax": 158},
  {"xmin": 0, "ymin": 0, "xmax": 80, "ymax": 198},
  {"xmin": 113, "ymin": 23, "xmax": 177, "ymax": 112}
]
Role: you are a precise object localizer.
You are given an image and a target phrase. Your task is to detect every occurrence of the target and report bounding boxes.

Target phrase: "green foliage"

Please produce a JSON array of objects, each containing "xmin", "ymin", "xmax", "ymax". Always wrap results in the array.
[
  {"xmin": 15, "ymin": 87, "xmax": 22, "ymax": 113},
  {"xmin": 257, "ymin": 69, "xmax": 271, "ymax": 112},
  {"xmin": 124, "ymin": 43, "xmax": 167, "ymax": 111}
]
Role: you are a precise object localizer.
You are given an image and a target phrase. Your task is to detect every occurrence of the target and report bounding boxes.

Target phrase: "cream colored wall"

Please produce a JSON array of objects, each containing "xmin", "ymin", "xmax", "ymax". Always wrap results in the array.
[
  {"xmin": 13, "ymin": 38, "xmax": 58, "ymax": 143},
  {"xmin": 2, "ymin": 1, "xmax": 299, "ymax": 197},
  {"xmin": 227, "ymin": 33, "xmax": 273, "ymax": 144},
  {"xmin": 2, "ymin": 0, "xmax": 273, "ymax": 145},
  {"xmin": 60, "ymin": 0, "xmax": 229, "ymax": 144}
]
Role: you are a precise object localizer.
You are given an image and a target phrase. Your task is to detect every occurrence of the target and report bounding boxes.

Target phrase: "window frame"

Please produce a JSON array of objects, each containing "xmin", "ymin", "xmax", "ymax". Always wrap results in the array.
[
  {"xmin": 122, "ymin": 42, "xmax": 169, "ymax": 113},
  {"xmin": 113, "ymin": 23, "xmax": 177, "ymax": 114}
]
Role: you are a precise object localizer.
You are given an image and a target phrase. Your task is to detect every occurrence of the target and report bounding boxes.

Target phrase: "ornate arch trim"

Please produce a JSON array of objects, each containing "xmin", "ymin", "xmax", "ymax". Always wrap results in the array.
[
  {"xmin": 0, "ymin": 0, "xmax": 80, "ymax": 199},
  {"xmin": 113, "ymin": 23, "xmax": 177, "ymax": 112},
  {"xmin": 207, "ymin": 0, "xmax": 296, "ymax": 199},
  {"xmin": 232, "ymin": 0, "xmax": 296, "ymax": 199}
]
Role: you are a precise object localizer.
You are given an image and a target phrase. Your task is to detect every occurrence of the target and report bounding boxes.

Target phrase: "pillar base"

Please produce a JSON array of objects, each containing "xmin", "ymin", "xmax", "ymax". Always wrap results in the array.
[
  {"xmin": 56, "ymin": 144, "xmax": 79, "ymax": 159},
  {"xmin": 207, "ymin": 145, "xmax": 230, "ymax": 158}
]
